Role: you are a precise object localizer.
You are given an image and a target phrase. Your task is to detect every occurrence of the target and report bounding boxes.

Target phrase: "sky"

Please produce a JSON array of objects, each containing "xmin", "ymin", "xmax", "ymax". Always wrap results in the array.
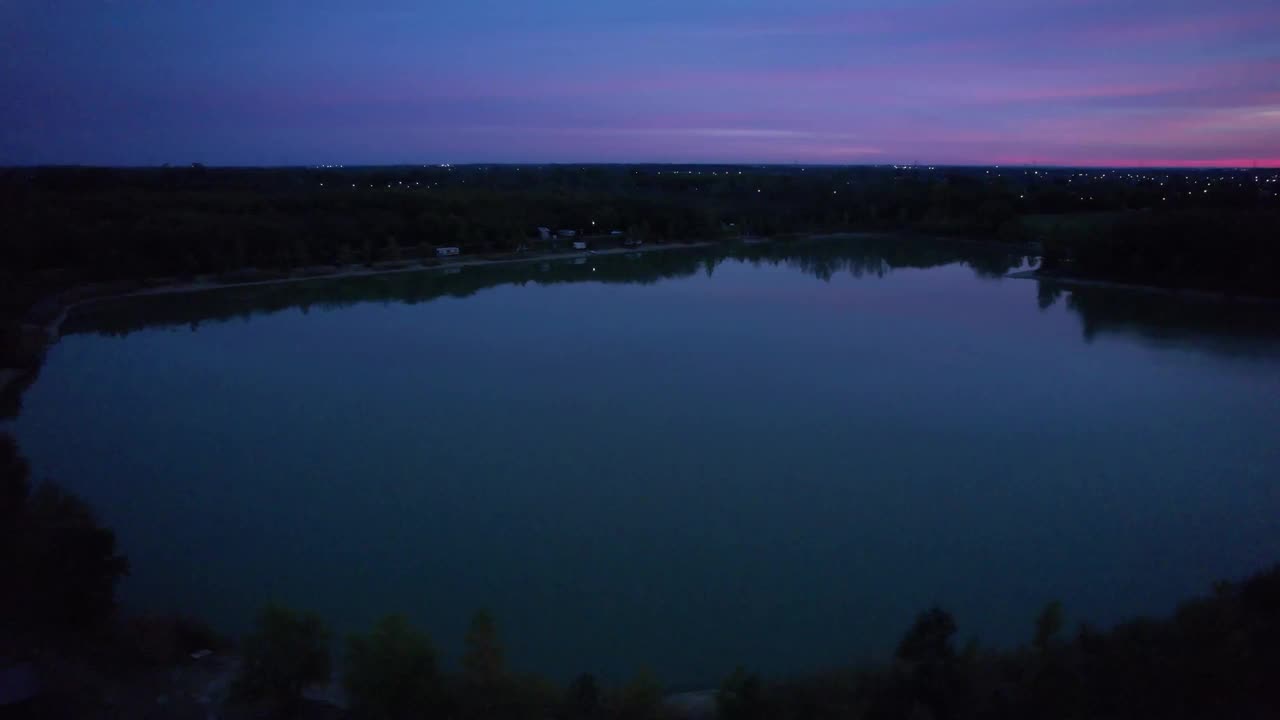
[{"xmin": 1, "ymin": 0, "xmax": 1278, "ymax": 167}]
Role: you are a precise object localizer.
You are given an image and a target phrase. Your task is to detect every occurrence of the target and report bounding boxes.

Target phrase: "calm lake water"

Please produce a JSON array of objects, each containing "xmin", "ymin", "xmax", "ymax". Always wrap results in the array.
[{"xmin": 9, "ymin": 237, "xmax": 1280, "ymax": 686}]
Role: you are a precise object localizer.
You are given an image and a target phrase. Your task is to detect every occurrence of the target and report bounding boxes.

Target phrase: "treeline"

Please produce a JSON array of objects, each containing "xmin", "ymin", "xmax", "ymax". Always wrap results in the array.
[
  {"xmin": 12, "ymin": 163, "xmax": 1273, "ymax": 287},
  {"xmin": 3, "ymin": 164, "xmax": 1277, "ymax": 342},
  {"xmin": 727, "ymin": 569, "xmax": 1280, "ymax": 719},
  {"xmin": 1037, "ymin": 209, "xmax": 1280, "ymax": 297},
  {"xmin": 209, "ymin": 566, "xmax": 1280, "ymax": 719},
  {"xmin": 226, "ymin": 569, "xmax": 1280, "ymax": 720},
  {"xmin": 232, "ymin": 605, "xmax": 671, "ymax": 720},
  {"xmin": 61, "ymin": 237, "xmax": 1028, "ymax": 339}
]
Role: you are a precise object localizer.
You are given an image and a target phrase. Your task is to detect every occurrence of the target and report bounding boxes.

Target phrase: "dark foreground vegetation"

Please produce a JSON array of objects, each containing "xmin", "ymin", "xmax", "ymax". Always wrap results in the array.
[{"xmin": 3, "ymin": 432, "xmax": 1279, "ymax": 719}]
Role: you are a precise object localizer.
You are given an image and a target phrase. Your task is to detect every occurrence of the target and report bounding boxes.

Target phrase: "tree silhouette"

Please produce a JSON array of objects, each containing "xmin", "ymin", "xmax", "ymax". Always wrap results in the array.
[
  {"xmin": 234, "ymin": 604, "xmax": 331, "ymax": 715},
  {"xmin": 1034, "ymin": 601, "xmax": 1064, "ymax": 651},
  {"xmin": 462, "ymin": 608, "xmax": 505, "ymax": 685},
  {"xmin": 344, "ymin": 614, "xmax": 438, "ymax": 719}
]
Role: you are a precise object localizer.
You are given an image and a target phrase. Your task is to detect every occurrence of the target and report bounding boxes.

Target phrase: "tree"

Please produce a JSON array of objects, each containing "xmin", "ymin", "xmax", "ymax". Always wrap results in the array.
[
  {"xmin": 1034, "ymin": 601, "xmax": 1064, "ymax": 651},
  {"xmin": 896, "ymin": 607, "xmax": 957, "ymax": 666},
  {"xmin": 1, "ymin": 433, "xmax": 32, "ymax": 619},
  {"xmin": 564, "ymin": 673, "xmax": 601, "ymax": 719},
  {"xmin": 19, "ymin": 481, "xmax": 129, "ymax": 630},
  {"xmin": 292, "ymin": 237, "xmax": 311, "ymax": 268},
  {"xmin": 617, "ymin": 668, "xmax": 664, "ymax": 720},
  {"xmin": 234, "ymin": 604, "xmax": 331, "ymax": 714},
  {"xmin": 0, "ymin": 433, "xmax": 29, "ymax": 531},
  {"xmin": 1, "ymin": 434, "xmax": 129, "ymax": 643},
  {"xmin": 718, "ymin": 666, "xmax": 766, "ymax": 720},
  {"xmin": 462, "ymin": 608, "xmax": 505, "ymax": 685},
  {"xmin": 893, "ymin": 607, "xmax": 962, "ymax": 719},
  {"xmin": 336, "ymin": 243, "xmax": 354, "ymax": 266},
  {"xmin": 344, "ymin": 614, "xmax": 438, "ymax": 720}
]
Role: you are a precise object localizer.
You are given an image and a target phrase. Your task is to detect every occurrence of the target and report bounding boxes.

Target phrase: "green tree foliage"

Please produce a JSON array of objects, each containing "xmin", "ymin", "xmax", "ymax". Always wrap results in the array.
[
  {"xmin": 344, "ymin": 614, "xmax": 438, "ymax": 720},
  {"xmin": 234, "ymin": 604, "xmax": 331, "ymax": 714}
]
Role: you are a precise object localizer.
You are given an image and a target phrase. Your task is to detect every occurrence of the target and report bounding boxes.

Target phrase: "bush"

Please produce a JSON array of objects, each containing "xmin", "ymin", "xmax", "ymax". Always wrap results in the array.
[
  {"xmin": 234, "ymin": 604, "xmax": 331, "ymax": 713},
  {"xmin": 616, "ymin": 668, "xmax": 664, "ymax": 720},
  {"xmin": 1, "ymin": 433, "xmax": 29, "ymax": 533},
  {"xmin": 345, "ymin": 614, "xmax": 439, "ymax": 720},
  {"xmin": 896, "ymin": 607, "xmax": 957, "ymax": 667},
  {"xmin": 1034, "ymin": 601, "xmax": 1064, "ymax": 651},
  {"xmin": 718, "ymin": 666, "xmax": 766, "ymax": 720},
  {"xmin": 462, "ymin": 609, "xmax": 505, "ymax": 686},
  {"xmin": 564, "ymin": 673, "xmax": 602, "ymax": 719},
  {"xmin": 123, "ymin": 613, "xmax": 228, "ymax": 665},
  {"xmin": 1, "ymin": 433, "xmax": 129, "ymax": 654},
  {"xmin": 15, "ymin": 481, "xmax": 129, "ymax": 632}
]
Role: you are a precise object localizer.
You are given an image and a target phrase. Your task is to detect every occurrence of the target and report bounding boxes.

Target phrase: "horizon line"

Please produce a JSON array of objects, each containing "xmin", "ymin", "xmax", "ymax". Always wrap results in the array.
[{"xmin": 4, "ymin": 161, "xmax": 1279, "ymax": 171}]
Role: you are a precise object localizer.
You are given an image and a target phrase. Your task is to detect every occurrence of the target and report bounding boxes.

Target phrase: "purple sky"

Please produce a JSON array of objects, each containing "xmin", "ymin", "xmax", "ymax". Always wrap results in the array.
[{"xmin": 2, "ymin": 0, "xmax": 1277, "ymax": 166}]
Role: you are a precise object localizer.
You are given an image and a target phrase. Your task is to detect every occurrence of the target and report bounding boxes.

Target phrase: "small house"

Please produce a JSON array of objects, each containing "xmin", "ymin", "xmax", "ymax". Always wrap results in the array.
[
  {"xmin": 572, "ymin": 241, "xmax": 587, "ymax": 250},
  {"xmin": 537, "ymin": 227, "xmax": 552, "ymax": 241},
  {"xmin": 436, "ymin": 247, "xmax": 460, "ymax": 257}
]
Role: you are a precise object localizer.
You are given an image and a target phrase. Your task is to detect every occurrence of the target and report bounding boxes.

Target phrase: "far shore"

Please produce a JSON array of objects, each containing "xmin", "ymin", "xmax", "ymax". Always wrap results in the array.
[
  {"xmin": 1006, "ymin": 269, "xmax": 1280, "ymax": 305},
  {"xmin": 34, "ymin": 231, "xmax": 898, "ymax": 337},
  {"xmin": 0, "ymin": 239, "xmax": 736, "ymax": 404},
  {"xmin": 38, "ymin": 239, "xmax": 729, "ymax": 339},
  {"xmin": 130, "ymin": 240, "xmax": 722, "ymax": 299},
  {"xmin": 9, "ymin": 234, "xmax": 1275, "ymax": 405}
]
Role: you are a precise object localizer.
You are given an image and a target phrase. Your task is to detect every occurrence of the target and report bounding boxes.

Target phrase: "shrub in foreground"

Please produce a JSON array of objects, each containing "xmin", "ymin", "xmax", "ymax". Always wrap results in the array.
[
  {"xmin": 233, "ymin": 604, "xmax": 331, "ymax": 714},
  {"xmin": 345, "ymin": 614, "xmax": 439, "ymax": 719}
]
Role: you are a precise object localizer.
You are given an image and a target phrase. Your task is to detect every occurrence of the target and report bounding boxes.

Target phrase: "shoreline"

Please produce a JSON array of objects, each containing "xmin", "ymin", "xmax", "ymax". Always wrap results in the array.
[
  {"xmin": 7, "ymin": 235, "xmax": 1275, "ymax": 405},
  {"xmin": 0, "ymin": 239, "xmax": 731, "ymax": 405},
  {"xmin": 125, "ymin": 240, "xmax": 721, "ymax": 300},
  {"xmin": 27, "ymin": 238, "xmax": 732, "ymax": 345},
  {"xmin": 53, "ymin": 240, "xmax": 724, "ymax": 334},
  {"xmin": 1005, "ymin": 269, "xmax": 1280, "ymax": 304}
]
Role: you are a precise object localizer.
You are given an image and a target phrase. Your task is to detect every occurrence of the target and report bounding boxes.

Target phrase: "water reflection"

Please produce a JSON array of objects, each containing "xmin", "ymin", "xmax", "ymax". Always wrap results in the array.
[
  {"xmin": 1038, "ymin": 280, "xmax": 1280, "ymax": 356},
  {"xmin": 63, "ymin": 236, "xmax": 1280, "ymax": 358}
]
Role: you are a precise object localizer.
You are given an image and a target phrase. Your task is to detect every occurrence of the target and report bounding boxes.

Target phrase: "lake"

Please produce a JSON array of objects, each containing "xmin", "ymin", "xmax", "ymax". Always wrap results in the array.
[{"xmin": 8, "ymin": 236, "xmax": 1280, "ymax": 687}]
